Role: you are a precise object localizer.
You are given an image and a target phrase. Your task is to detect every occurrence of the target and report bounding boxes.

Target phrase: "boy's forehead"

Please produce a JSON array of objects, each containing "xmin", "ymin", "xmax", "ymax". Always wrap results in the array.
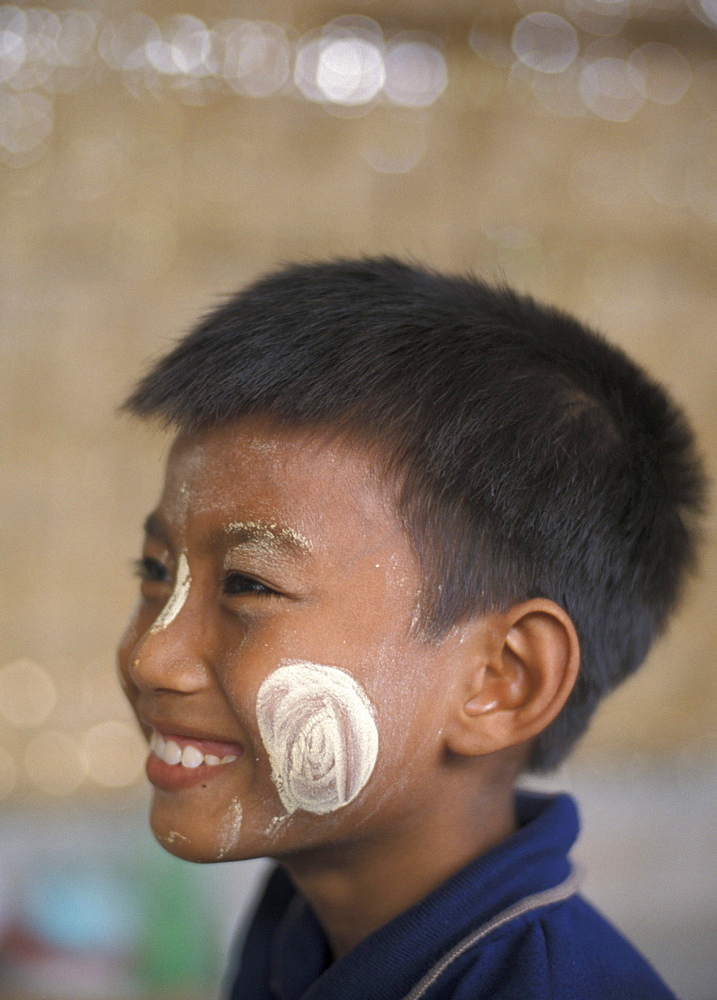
[{"xmin": 158, "ymin": 421, "xmax": 404, "ymax": 553}]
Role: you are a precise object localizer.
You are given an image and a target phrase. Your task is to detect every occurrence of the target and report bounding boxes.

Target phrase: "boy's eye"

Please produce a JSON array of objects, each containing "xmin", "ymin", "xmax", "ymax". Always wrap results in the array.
[
  {"xmin": 223, "ymin": 571, "xmax": 275, "ymax": 597},
  {"xmin": 134, "ymin": 556, "xmax": 171, "ymax": 583}
]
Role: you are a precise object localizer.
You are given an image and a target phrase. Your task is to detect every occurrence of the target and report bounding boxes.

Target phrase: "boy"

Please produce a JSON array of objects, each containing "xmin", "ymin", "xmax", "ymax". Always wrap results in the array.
[{"xmin": 118, "ymin": 258, "xmax": 705, "ymax": 999}]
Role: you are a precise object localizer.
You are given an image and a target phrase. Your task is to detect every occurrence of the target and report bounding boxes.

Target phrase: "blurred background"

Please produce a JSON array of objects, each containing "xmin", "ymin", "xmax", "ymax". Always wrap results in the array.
[{"xmin": 1, "ymin": 0, "xmax": 716, "ymax": 996}]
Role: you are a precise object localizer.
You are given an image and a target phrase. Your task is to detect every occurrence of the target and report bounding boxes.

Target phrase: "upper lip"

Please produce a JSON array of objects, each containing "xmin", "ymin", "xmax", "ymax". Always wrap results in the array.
[{"xmin": 138, "ymin": 714, "xmax": 243, "ymax": 747}]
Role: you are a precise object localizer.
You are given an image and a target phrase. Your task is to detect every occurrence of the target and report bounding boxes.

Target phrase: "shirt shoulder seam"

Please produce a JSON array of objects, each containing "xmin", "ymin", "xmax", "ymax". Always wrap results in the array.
[{"xmin": 399, "ymin": 865, "xmax": 583, "ymax": 1000}]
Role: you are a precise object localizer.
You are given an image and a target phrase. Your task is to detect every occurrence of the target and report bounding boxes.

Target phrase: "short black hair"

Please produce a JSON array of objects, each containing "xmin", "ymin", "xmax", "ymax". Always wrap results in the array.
[{"xmin": 124, "ymin": 257, "xmax": 706, "ymax": 771}]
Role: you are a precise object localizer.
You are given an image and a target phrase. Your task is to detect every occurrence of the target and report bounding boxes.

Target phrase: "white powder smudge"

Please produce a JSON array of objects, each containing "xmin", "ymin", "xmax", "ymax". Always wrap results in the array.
[
  {"xmin": 217, "ymin": 797, "xmax": 243, "ymax": 859},
  {"xmin": 149, "ymin": 552, "xmax": 191, "ymax": 634},
  {"xmin": 264, "ymin": 814, "xmax": 289, "ymax": 838},
  {"xmin": 256, "ymin": 661, "xmax": 379, "ymax": 815},
  {"xmin": 226, "ymin": 520, "xmax": 311, "ymax": 553},
  {"xmin": 159, "ymin": 829, "xmax": 189, "ymax": 846}
]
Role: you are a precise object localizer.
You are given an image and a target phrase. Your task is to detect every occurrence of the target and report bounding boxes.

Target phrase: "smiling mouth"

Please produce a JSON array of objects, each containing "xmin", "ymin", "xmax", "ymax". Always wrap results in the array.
[{"xmin": 149, "ymin": 731, "xmax": 241, "ymax": 769}]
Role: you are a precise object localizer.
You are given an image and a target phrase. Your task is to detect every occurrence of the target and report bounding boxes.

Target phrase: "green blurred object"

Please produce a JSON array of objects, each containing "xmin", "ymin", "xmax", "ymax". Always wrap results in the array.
[{"xmin": 139, "ymin": 848, "xmax": 218, "ymax": 991}]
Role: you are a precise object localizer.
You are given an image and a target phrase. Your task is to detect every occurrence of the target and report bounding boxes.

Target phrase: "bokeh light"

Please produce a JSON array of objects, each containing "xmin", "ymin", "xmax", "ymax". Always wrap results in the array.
[
  {"xmin": 0, "ymin": 3, "xmax": 712, "ymax": 145},
  {"xmin": 0, "ymin": 658, "xmax": 57, "ymax": 727},
  {"xmin": 0, "ymin": 89, "xmax": 52, "ymax": 163},
  {"xmin": 384, "ymin": 35, "xmax": 447, "ymax": 108},
  {"xmin": 54, "ymin": 10, "xmax": 97, "ymax": 68},
  {"xmin": 699, "ymin": 0, "xmax": 717, "ymax": 28},
  {"xmin": 81, "ymin": 720, "xmax": 146, "ymax": 788},
  {"xmin": 24, "ymin": 731, "xmax": 87, "ymax": 796},
  {"xmin": 564, "ymin": 0, "xmax": 629, "ymax": 37},
  {"xmin": 221, "ymin": 19, "xmax": 290, "ymax": 97},
  {"xmin": 512, "ymin": 13, "xmax": 579, "ymax": 74},
  {"xmin": 294, "ymin": 30, "xmax": 329, "ymax": 103},
  {"xmin": 98, "ymin": 12, "xmax": 158, "ymax": 73},
  {"xmin": 628, "ymin": 43, "xmax": 692, "ymax": 105},
  {"xmin": 316, "ymin": 36, "xmax": 385, "ymax": 105},
  {"xmin": 580, "ymin": 55, "xmax": 646, "ymax": 120},
  {"xmin": 144, "ymin": 15, "xmax": 217, "ymax": 78},
  {"xmin": 0, "ymin": 6, "xmax": 27, "ymax": 83}
]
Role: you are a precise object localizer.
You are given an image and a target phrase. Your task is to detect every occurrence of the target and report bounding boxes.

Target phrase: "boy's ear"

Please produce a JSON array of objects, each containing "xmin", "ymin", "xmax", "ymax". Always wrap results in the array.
[{"xmin": 444, "ymin": 599, "xmax": 580, "ymax": 759}]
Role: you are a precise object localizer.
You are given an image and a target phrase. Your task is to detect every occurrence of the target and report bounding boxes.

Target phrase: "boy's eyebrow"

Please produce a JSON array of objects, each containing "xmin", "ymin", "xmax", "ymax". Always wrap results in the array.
[
  {"xmin": 143, "ymin": 512, "xmax": 169, "ymax": 544},
  {"xmin": 220, "ymin": 521, "xmax": 312, "ymax": 556},
  {"xmin": 141, "ymin": 514, "xmax": 311, "ymax": 556}
]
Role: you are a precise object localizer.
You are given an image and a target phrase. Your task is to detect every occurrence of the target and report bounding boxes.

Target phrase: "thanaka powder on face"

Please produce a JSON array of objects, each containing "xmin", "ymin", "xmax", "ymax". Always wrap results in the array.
[
  {"xmin": 256, "ymin": 661, "xmax": 379, "ymax": 815},
  {"xmin": 216, "ymin": 797, "xmax": 243, "ymax": 859},
  {"xmin": 149, "ymin": 552, "xmax": 191, "ymax": 634},
  {"xmin": 158, "ymin": 829, "xmax": 189, "ymax": 847},
  {"xmin": 226, "ymin": 520, "xmax": 311, "ymax": 554}
]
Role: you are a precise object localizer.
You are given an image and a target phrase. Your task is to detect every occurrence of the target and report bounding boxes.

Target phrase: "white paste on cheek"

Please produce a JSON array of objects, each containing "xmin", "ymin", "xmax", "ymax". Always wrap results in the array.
[
  {"xmin": 256, "ymin": 661, "xmax": 379, "ymax": 815},
  {"xmin": 149, "ymin": 552, "xmax": 191, "ymax": 634}
]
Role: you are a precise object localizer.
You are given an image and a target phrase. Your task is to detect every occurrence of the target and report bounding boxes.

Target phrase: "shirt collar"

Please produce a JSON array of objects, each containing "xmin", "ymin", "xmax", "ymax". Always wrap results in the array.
[{"xmin": 270, "ymin": 791, "xmax": 579, "ymax": 1000}]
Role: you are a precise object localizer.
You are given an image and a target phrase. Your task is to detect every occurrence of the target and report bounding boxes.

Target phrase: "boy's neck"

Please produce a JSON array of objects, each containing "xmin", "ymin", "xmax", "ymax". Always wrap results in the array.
[{"xmin": 279, "ymin": 779, "xmax": 518, "ymax": 960}]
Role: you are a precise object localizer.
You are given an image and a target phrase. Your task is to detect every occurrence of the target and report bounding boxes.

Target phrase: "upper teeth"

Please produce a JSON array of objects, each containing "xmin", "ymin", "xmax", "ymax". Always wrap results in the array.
[{"xmin": 150, "ymin": 731, "xmax": 238, "ymax": 768}]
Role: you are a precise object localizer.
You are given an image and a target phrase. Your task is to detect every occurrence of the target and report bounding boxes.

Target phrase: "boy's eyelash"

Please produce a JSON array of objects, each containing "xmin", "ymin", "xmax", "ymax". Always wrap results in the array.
[
  {"xmin": 133, "ymin": 556, "xmax": 170, "ymax": 583},
  {"xmin": 223, "ymin": 571, "xmax": 276, "ymax": 597},
  {"xmin": 132, "ymin": 560, "xmax": 276, "ymax": 596}
]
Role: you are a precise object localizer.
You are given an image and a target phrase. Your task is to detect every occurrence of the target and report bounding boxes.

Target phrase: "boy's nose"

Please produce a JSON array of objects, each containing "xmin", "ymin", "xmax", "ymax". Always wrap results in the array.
[{"xmin": 129, "ymin": 576, "xmax": 213, "ymax": 695}]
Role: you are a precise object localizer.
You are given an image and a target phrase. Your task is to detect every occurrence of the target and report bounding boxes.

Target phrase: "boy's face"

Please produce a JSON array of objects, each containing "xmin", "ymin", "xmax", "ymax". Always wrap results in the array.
[{"xmin": 118, "ymin": 420, "xmax": 465, "ymax": 864}]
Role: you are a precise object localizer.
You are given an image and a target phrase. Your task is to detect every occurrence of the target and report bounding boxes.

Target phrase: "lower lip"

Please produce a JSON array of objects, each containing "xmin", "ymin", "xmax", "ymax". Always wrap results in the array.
[{"xmin": 146, "ymin": 740, "xmax": 244, "ymax": 792}]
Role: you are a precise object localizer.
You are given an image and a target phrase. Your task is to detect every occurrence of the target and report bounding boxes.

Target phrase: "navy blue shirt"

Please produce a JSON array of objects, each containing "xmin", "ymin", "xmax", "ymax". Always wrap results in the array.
[{"xmin": 229, "ymin": 792, "xmax": 676, "ymax": 1000}]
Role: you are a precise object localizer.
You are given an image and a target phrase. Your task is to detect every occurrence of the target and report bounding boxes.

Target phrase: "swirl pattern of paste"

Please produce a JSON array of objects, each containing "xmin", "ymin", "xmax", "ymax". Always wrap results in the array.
[{"xmin": 256, "ymin": 661, "xmax": 379, "ymax": 815}]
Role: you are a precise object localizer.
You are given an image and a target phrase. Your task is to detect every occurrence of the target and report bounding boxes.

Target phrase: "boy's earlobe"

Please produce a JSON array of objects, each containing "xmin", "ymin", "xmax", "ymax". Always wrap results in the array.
[{"xmin": 445, "ymin": 600, "xmax": 580, "ymax": 759}]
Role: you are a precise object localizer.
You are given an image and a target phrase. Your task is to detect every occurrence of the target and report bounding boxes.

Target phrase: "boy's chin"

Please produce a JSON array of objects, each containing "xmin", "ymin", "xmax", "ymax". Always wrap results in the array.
[
  {"xmin": 151, "ymin": 824, "xmax": 206, "ymax": 862},
  {"xmin": 148, "ymin": 791, "xmax": 255, "ymax": 865}
]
